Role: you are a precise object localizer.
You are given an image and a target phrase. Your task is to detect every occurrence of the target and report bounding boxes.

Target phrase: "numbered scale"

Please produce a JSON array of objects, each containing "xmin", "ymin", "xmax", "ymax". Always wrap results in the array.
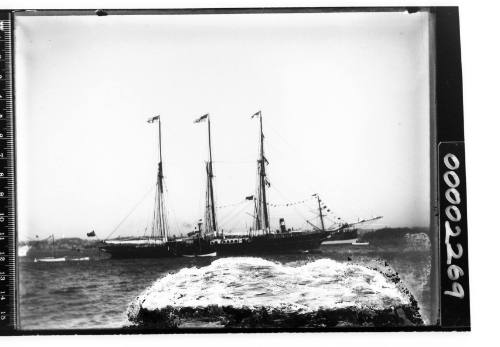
[{"xmin": 0, "ymin": 11, "xmax": 16, "ymax": 332}]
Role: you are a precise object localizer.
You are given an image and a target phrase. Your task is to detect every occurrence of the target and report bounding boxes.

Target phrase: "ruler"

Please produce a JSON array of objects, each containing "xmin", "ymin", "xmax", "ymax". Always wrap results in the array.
[{"xmin": 0, "ymin": 11, "xmax": 16, "ymax": 332}]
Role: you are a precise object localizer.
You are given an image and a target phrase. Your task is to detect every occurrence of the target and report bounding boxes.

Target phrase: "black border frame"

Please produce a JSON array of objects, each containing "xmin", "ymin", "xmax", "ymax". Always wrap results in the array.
[{"xmin": 0, "ymin": 6, "xmax": 469, "ymax": 335}]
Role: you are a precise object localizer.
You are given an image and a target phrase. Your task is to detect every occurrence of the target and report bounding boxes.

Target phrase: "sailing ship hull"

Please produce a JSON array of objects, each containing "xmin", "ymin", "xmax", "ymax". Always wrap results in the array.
[
  {"xmin": 212, "ymin": 231, "xmax": 328, "ymax": 256},
  {"xmin": 100, "ymin": 243, "xmax": 179, "ymax": 259}
]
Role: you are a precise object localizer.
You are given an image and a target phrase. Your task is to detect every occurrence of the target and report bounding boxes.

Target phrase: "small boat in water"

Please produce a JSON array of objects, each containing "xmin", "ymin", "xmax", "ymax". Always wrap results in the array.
[
  {"xmin": 69, "ymin": 257, "xmax": 90, "ymax": 261},
  {"xmin": 322, "ymin": 238, "xmax": 358, "ymax": 245},
  {"xmin": 182, "ymin": 252, "xmax": 217, "ymax": 258},
  {"xmin": 34, "ymin": 234, "xmax": 66, "ymax": 262},
  {"xmin": 34, "ymin": 257, "xmax": 66, "ymax": 263},
  {"xmin": 322, "ymin": 216, "xmax": 382, "ymax": 245}
]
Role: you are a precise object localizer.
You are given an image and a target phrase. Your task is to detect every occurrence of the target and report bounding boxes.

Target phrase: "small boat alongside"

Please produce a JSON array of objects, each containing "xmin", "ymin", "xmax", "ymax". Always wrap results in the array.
[
  {"xmin": 322, "ymin": 238, "xmax": 358, "ymax": 245},
  {"xmin": 322, "ymin": 216, "xmax": 382, "ymax": 246}
]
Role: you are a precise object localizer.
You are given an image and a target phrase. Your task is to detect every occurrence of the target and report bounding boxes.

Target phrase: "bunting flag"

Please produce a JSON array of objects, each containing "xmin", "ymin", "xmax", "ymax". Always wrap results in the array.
[
  {"xmin": 265, "ymin": 196, "xmax": 315, "ymax": 208},
  {"xmin": 245, "ymin": 195, "xmax": 254, "ymax": 201},
  {"xmin": 147, "ymin": 115, "xmax": 160, "ymax": 123},
  {"xmin": 194, "ymin": 114, "xmax": 209, "ymax": 123},
  {"xmin": 216, "ymin": 199, "xmax": 249, "ymax": 209},
  {"xmin": 251, "ymin": 110, "xmax": 261, "ymax": 119}
]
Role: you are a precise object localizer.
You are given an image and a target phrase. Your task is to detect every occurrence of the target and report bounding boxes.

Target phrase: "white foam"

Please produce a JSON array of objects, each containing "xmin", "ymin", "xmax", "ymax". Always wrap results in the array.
[{"xmin": 128, "ymin": 257, "xmax": 409, "ymax": 319}]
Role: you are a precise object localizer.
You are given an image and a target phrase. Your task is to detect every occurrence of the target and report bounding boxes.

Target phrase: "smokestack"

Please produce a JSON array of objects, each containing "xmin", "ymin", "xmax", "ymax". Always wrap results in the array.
[{"xmin": 279, "ymin": 218, "xmax": 287, "ymax": 233}]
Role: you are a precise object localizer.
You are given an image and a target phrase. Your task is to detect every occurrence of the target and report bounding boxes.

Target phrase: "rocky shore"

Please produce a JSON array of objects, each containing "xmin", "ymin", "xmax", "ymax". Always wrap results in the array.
[{"xmin": 127, "ymin": 257, "xmax": 422, "ymax": 329}]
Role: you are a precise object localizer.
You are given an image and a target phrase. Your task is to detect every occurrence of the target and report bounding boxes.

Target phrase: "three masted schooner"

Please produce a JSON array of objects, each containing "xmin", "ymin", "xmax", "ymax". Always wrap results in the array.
[{"xmin": 101, "ymin": 111, "xmax": 332, "ymax": 259}]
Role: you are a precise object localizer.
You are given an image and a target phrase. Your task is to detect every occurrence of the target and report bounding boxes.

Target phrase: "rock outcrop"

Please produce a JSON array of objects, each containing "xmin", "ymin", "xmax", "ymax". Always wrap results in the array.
[{"xmin": 127, "ymin": 257, "xmax": 422, "ymax": 329}]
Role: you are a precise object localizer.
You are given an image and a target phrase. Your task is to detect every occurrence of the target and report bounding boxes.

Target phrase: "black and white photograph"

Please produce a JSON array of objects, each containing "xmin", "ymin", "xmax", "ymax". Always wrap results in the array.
[{"xmin": 0, "ymin": 6, "xmax": 470, "ymax": 333}]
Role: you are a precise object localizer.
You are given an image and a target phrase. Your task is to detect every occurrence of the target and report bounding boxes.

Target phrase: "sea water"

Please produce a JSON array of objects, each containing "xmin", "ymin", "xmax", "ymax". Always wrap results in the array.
[{"xmin": 19, "ymin": 245, "xmax": 431, "ymax": 330}]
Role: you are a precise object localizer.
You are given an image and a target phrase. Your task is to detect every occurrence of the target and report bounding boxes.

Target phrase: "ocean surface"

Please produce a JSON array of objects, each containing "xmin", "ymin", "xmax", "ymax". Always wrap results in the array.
[{"xmin": 19, "ymin": 245, "xmax": 432, "ymax": 330}]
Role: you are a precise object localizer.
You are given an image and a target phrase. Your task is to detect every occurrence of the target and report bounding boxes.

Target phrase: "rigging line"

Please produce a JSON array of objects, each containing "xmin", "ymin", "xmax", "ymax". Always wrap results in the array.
[
  {"xmin": 218, "ymin": 201, "xmax": 252, "ymax": 226},
  {"xmin": 270, "ymin": 184, "xmax": 316, "ymax": 228},
  {"xmin": 266, "ymin": 196, "xmax": 315, "ymax": 208},
  {"xmin": 222, "ymin": 203, "xmax": 253, "ymax": 227},
  {"xmin": 105, "ymin": 184, "xmax": 156, "ymax": 240},
  {"xmin": 212, "ymin": 160, "xmax": 255, "ymax": 165},
  {"xmin": 220, "ymin": 204, "xmax": 254, "ymax": 229},
  {"xmin": 220, "ymin": 205, "xmax": 254, "ymax": 228},
  {"xmin": 217, "ymin": 199, "xmax": 247, "ymax": 209}
]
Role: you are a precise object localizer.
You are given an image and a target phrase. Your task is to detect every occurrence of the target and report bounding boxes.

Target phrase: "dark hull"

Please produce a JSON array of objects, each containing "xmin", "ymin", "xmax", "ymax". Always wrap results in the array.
[
  {"xmin": 213, "ymin": 231, "xmax": 328, "ymax": 256},
  {"xmin": 101, "ymin": 231, "xmax": 328, "ymax": 258},
  {"xmin": 100, "ymin": 243, "xmax": 179, "ymax": 259}
]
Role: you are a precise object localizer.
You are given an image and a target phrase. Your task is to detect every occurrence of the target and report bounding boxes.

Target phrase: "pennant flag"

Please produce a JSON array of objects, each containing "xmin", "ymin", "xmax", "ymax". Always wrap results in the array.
[
  {"xmin": 87, "ymin": 230, "xmax": 96, "ymax": 237},
  {"xmin": 245, "ymin": 195, "xmax": 254, "ymax": 200},
  {"xmin": 251, "ymin": 110, "xmax": 261, "ymax": 119},
  {"xmin": 194, "ymin": 114, "xmax": 209, "ymax": 123},
  {"xmin": 147, "ymin": 115, "xmax": 160, "ymax": 123}
]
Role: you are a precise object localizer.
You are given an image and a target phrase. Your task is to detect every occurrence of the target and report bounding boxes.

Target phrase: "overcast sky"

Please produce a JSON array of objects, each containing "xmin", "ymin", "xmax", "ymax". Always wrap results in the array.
[{"xmin": 15, "ymin": 11, "xmax": 431, "ymax": 240}]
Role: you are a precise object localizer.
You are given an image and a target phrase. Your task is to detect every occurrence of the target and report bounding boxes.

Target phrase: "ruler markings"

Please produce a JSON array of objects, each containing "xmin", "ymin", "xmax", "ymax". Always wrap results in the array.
[{"xmin": 0, "ymin": 11, "xmax": 15, "ymax": 331}]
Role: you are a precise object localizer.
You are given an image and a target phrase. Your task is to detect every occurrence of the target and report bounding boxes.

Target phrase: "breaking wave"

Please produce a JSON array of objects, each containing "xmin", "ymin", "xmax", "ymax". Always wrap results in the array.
[{"xmin": 128, "ymin": 257, "xmax": 412, "ymax": 321}]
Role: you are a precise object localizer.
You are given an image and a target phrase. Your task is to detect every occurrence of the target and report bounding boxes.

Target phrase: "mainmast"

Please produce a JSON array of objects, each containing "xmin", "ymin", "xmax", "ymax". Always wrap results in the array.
[
  {"xmin": 195, "ymin": 113, "xmax": 217, "ymax": 237},
  {"xmin": 148, "ymin": 115, "xmax": 168, "ymax": 241},
  {"xmin": 253, "ymin": 111, "xmax": 270, "ymax": 233}
]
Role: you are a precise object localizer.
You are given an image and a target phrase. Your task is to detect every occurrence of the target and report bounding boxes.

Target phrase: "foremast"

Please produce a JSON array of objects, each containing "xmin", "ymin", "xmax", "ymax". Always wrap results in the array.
[
  {"xmin": 148, "ymin": 115, "xmax": 169, "ymax": 242},
  {"xmin": 195, "ymin": 114, "xmax": 218, "ymax": 237},
  {"xmin": 252, "ymin": 111, "xmax": 271, "ymax": 234}
]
